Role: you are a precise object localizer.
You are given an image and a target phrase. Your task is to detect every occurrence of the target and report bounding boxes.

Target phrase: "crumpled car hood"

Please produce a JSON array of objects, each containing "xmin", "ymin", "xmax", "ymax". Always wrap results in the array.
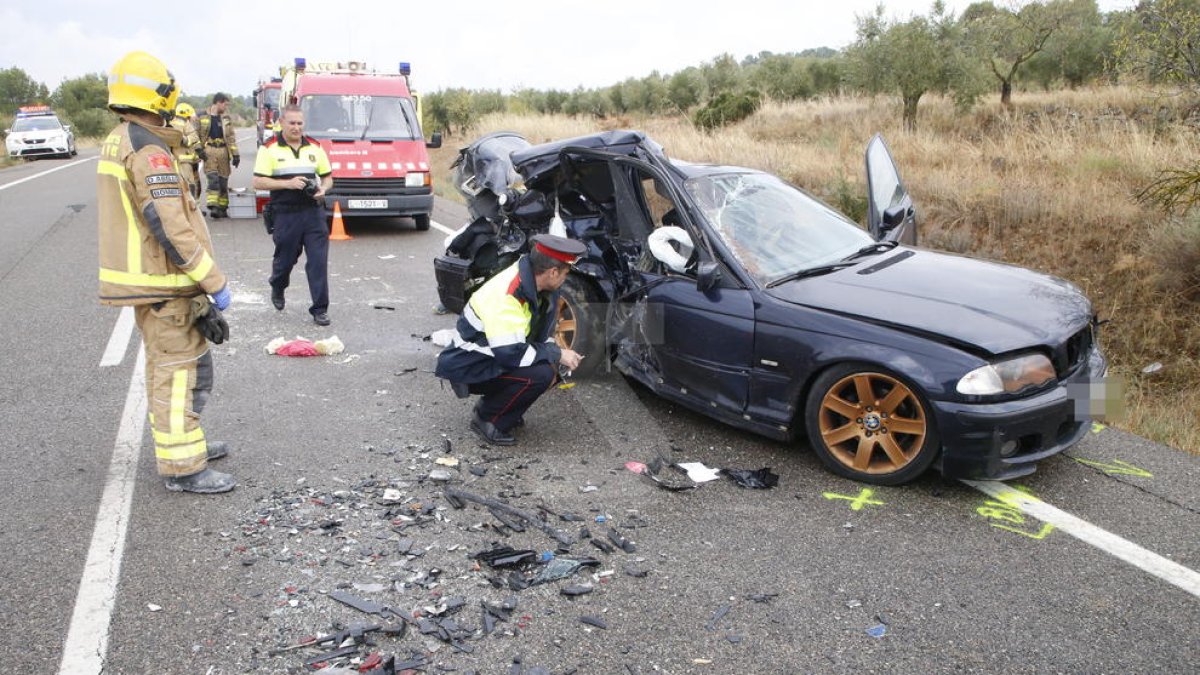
[{"xmin": 765, "ymin": 248, "xmax": 1092, "ymax": 354}]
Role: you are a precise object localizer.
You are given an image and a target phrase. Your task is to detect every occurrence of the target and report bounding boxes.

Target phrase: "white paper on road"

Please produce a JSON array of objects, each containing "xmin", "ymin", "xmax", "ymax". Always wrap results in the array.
[{"xmin": 677, "ymin": 461, "xmax": 722, "ymax": 483}]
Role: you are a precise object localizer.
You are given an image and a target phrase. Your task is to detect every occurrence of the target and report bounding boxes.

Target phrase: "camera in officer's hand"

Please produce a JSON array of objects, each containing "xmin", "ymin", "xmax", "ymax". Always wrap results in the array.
[{"xmin": 301, "ymin": 177, "xmax": 319, "ymax": 197}]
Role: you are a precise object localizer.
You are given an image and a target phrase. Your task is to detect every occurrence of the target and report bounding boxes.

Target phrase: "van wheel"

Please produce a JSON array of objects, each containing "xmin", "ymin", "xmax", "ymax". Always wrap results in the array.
[
  {"xmin": 414, "ymin": 214, "xmax": 431, "ymax": 231},
  {"xmin": 555, "ymin": 276, "xmax": 603, "ymax": 377}
]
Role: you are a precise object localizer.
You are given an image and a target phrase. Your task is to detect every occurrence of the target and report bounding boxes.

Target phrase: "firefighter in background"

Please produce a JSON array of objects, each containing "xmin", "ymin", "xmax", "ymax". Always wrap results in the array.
[
  {"xmin": 197, "ymin": 92, "xmax": 240, "ymax": 218},
  {"xmin": 98, "ymin": 51, "xmax": 236, "ymax": 494},
  {"xmin": 170, "ymin": 102, "xmax": 203, "ymax": 200}
]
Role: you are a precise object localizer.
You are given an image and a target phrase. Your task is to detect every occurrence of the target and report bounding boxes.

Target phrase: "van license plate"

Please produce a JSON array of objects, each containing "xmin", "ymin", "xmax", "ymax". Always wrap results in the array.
[{"xmin": 348, "ymin": 199, "xmax": 387, "ymax": 209}]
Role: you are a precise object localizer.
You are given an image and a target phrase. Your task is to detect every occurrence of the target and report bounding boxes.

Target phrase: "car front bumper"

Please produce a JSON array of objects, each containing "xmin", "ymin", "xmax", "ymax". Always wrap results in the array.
[
  {"xmin": 8, "ymin": 139, "xmax": 70, "ymax": 158},
  {"xmin": 933, "ymin": 346, "xmax": 1108, "ymax": 481}
]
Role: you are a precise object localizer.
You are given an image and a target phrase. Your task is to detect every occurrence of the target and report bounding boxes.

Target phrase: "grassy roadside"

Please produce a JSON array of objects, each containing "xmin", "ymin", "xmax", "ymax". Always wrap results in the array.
[{"xmin": 427, "ymin": 87, "xmax": 1200, "ymax": 455}]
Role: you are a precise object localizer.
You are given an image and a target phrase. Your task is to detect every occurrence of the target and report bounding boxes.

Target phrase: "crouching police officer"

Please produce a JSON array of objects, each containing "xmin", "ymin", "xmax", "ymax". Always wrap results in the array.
[
  {"xmin": 252, "ymin": 104, "xmax": 334, "ymax": 326},
  {"xmin": 436, "ymin": 234, "xmax": 587, "ymax": 445},
  {"xmin": 98, "ymin": 51, "xmax": 236, "ymax": 494}
]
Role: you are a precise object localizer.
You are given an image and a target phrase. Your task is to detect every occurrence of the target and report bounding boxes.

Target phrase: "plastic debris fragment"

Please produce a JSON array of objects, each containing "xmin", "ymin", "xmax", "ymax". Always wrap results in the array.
[
  {"xmin": 580, "ymin": 615, "xmax": 608, "ymax": 629},
  {"xmin": 722, "ymin": 467, "xmax": 779, "ymax": 489},
  {"xmin": 867, "ymin": 623, "xmax": 887, "ymax": 638}
]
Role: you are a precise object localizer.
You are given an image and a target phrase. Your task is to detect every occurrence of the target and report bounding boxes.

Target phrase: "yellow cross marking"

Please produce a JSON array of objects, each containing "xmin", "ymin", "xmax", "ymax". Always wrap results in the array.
[
  {"xmin": 823, "ymin": 488, "xmax": 884, "ymax": 511},
  {"xmin": 991, "ymin": 522, "xmax": 1055, "ymax": 540}
]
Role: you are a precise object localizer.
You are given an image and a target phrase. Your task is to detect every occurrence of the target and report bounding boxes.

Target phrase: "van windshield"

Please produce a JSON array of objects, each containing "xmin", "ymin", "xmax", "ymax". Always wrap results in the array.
[
  {"xmin": 262, "ymin": 88, "xmax": 281, "ymax": 109},
  {"xmin": 300, "ymin": 95, "xmax": 421, "ymax": 141}
]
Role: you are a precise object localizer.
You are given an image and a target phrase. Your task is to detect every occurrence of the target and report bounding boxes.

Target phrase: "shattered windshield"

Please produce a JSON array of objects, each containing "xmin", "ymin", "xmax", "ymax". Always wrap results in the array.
[
  {"xmin": 684, "ymin": 172, "xmax": 874, "ymax": 286},
  {"xmin": 300, "ymin": 95, "xmax": 420, "ymax": 140}
]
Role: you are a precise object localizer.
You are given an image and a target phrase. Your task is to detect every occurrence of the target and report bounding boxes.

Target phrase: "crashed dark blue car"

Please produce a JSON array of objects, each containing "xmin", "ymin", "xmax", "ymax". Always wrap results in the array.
[{"xmin": 435, "ymin": 130, "xmax": 1107, "ymax": 485}]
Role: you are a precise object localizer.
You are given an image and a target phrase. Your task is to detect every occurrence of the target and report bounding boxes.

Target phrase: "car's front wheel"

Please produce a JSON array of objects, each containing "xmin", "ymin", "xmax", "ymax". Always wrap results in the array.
[
  {"xmin": 554, "ymin": 275, "xmax": 602, "ymax": 377},
  {"xmin": 803, "ymin": 362, "xmax": 940, "ymax": 485}
]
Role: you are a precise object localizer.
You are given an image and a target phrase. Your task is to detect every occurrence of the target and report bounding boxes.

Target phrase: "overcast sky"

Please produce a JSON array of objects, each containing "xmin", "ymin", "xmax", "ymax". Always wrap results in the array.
[{"xmin": 1, "ymin": 0, "xmax": 1135, "ymax": 99}]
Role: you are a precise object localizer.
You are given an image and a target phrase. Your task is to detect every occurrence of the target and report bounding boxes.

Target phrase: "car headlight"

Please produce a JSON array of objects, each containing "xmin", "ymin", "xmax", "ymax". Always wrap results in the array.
[
  {"xmin": 957, "ymin": 352, "xmax": 1056, "ymax": 396},
  {"xmin": 405, "ymin": 172, "xmax": 428, "ymax": 187}
]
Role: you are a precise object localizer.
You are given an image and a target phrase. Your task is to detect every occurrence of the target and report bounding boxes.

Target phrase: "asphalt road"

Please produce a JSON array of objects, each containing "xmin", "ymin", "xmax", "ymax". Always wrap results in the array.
[{"xmin": 0, "ymin": 137, "xmax": 1196, "ymax": 675}]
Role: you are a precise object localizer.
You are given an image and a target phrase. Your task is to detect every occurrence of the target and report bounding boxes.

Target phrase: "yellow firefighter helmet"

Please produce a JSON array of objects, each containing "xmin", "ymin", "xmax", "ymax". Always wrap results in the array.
[
  {"xmin": 107, "ymin": 51, "xmax": 179, "ymax": 114},
  {"xmin": 175, "ymin": 102, "xmax": 196, "ymax": 119}
]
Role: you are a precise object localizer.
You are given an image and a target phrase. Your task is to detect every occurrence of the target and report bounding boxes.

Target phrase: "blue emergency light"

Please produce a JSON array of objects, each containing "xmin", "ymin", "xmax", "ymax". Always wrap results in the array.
[
  {"xmin": 295, "ymin": 57, "xmax": 307, "ymax": 70},
  {"xmin": 399, "ymin": 62, "xmax": 411, "ymax": 76}
]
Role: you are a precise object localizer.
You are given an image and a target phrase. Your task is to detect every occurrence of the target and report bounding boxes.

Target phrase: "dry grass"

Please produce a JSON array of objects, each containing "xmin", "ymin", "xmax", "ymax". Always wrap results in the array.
[{"xmin": 428, "ymin": 86, "xmax": 1200, "ymax": 455}]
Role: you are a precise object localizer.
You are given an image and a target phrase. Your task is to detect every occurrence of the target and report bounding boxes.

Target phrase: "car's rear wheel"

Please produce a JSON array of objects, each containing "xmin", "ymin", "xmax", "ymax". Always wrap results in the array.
[
  {"xmin": 414, "ymin": 214, "xmax": 431, "ymax": 231},
  {"xmin": 804, "ymin": 362, "xmax": 940, "ymax": 485},
  {"xmin": 554, "ymin": 275, "xmax": 602, "ymax": 377}
]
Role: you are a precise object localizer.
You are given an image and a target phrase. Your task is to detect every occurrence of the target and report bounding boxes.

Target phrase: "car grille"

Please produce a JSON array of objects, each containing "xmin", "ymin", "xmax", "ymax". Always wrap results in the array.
[
  {"xmin": 1052, "ymin": 325, "xmax": 1093, "ymax": 377},
  {"xmin": 332, "ymin": 178, "xmax": 407, "ymax": 193}
]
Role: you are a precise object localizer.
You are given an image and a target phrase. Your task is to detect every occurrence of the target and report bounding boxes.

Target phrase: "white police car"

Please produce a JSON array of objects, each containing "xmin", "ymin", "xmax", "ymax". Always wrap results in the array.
[{"xmin": 5, "ymin": 106, "xmax": 77, "ymax": 160}]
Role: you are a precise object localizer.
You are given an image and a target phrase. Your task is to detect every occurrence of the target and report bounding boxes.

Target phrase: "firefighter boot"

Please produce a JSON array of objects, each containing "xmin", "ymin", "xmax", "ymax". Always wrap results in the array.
[
  {"xmin": 164, "ymin": 468, "xmax": 237, "ymax": 494},
  {"xmin": 207, "ymin": 441, "xmax": 230, "ymax": 461}
]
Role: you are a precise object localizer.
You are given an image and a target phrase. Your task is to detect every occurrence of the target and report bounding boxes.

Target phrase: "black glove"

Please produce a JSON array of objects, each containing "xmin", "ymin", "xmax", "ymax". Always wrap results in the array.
[
  {"xmin": 197, "ymin": 148, "xmax": 207, "ymax": 162},
  {"xmin": 191, "ymin": 296, "xmax": 230, "ymax": 344},
  {"xmin": 232, "ymin": 155, "xmax": 241, "ymax": 168}
]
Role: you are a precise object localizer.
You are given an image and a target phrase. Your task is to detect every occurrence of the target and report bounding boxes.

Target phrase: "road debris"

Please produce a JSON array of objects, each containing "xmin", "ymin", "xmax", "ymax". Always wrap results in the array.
[
  {"xmin": 265, "ymin": 335, "xmax": 345, "ymax": 356},
  {"xmin": 722, "ymin": 467, "xmax": 779, "ymax": 489}
]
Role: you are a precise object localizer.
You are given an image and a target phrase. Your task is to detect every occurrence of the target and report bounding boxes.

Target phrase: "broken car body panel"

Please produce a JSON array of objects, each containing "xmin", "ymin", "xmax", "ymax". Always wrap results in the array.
[{"xmin": 434, "ymin": 130, "xmax": 1107, "ymax": 484}]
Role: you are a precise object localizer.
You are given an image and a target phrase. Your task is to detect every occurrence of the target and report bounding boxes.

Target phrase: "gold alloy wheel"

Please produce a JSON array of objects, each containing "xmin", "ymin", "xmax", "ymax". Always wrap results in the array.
[
  {"xmin": 817, "ymin": 372, "xmax": 928, "ymax": 475},
  {"xmin": 554, "ymin": 295, "xmax": 577, "ymax": 350}
]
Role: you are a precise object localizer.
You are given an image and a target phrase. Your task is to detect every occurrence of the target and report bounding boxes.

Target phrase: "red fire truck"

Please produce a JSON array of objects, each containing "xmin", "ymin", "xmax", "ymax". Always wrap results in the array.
[
  {"xmin": 279, "ymin": 59, "xmax": 442, "ymax": 229},
  {"xmin": 252, "ymin": 78, "xmax": 282, "ymax": 146}
]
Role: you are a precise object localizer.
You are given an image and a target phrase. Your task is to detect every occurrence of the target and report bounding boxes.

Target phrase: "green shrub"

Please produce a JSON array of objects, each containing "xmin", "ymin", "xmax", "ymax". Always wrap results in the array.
[
  {"xmin": 692, "ymin": 90, "xmax": 762, "ymax": 131},
  {"xmin": 68, "ymin": 108, "xmax": 117, "ymax": 138},
  {"xmin": 1145, "ymin": 210, "xmax": 1200, "ymax": 302}
]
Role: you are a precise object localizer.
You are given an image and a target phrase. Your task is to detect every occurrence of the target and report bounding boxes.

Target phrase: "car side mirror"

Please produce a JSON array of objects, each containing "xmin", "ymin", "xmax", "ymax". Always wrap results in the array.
[
  {"xmin": 62, "ymin": 124, "xmax": 71, "ymax": 133},
  {"xmin": 426, "ymin": 132, "xmax": 443, "ymax": 149},
  {"xmin": 881, "ymin": 204, "xmax": 908, "ymax": 230},
  {"xmin": 696, "ymin": 261, "xmax": 721, "ymax": 292}
]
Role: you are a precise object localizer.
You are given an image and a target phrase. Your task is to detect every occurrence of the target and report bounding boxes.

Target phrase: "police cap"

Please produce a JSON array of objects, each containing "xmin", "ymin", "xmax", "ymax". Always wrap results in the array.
[{"xmin": 531, "ymin": 234, "xmax": 586, "ymax": 264}]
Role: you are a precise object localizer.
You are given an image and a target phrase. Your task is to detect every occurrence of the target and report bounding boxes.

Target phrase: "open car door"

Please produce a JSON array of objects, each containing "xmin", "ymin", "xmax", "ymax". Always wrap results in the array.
[
  {"xmin": 865, "ymin": 134, "xmax": 918, "ymax": 245},
  {"xmin": 600, "ymin": 154, "xmax": 756, "ymax": 415}
]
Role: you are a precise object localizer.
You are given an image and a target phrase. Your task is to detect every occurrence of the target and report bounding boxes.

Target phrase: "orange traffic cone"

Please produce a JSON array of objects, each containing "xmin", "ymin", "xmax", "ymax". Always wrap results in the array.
[{"xmin": 329, "ymin": 202, "xmax": 352, "ymax": 241}]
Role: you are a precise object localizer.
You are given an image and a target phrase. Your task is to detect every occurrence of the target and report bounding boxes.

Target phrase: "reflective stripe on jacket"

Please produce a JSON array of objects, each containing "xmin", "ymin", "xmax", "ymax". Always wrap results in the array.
[
  {"xmin": 169, "ymin": 116, "xmax": 201, "ymax": 163},
  {"xmin": 198, "ymin": 111, "xmax": 239, "ymax": 157},
  {"xmin": 97, "ymin": 118, "xmax": 226, "ymax": 305},
  {"xmin": 252, "ymin": 133, "xmax": 332, "ymax": 208},
  {"xmin": 435, "ymin": 257, "xmax": 562, "ymax": 384}
]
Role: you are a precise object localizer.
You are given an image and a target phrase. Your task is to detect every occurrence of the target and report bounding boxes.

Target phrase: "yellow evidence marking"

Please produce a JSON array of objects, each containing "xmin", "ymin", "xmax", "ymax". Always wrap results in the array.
[
  {"xmin": 1071, "ymin": 457, "xmax": 1153, "ymax": 478},
  {"xmin": 823, "ymin": 488, "xmax": 884, "ymax": 511}
]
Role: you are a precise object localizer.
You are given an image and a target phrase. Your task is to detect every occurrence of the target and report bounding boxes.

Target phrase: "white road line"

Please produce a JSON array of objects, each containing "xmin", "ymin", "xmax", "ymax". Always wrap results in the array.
[
  {"xmin": 964, "ymin": 480, "xmax": 1200, "ymax": 599},
  {"xmin": 0, "ymin": 156, "xmax": 97, "ymax": 192},
  {"xmin": 99, "ymin": 307, "xmax": 136, "ymax": 367},
  {"xmin": 59, "ymin": 346, "xmax": 146, "ymax": 674},
  {"xmin": 430, "ymin": 219, "xmax": 456, "ymax": 236}
]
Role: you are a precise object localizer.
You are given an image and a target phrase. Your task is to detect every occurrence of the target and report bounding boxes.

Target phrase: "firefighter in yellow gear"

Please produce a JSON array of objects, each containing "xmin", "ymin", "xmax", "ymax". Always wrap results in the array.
[
  {"xmin": 197, "ymin": 92, "xmax": 240, "ymax": 218},
  {"xmin": 98, "ymin": 50, "xmax": 236, "ymax": 494},
  {"xmin": 169, "ymin": 102, "xmax": 203, "ymax": 200}
]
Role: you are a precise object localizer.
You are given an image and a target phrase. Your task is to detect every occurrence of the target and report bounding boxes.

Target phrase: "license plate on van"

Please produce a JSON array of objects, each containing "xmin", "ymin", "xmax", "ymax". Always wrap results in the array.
[{"xmin": 348, "ymin": 199, "xmax": 387, "ymax": 209}]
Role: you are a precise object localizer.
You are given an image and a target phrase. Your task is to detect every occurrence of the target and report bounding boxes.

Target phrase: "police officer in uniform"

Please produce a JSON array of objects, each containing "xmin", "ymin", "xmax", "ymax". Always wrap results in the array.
[
  {"xmin": 252, "ymin": 104, "xmax": 334, "ymax": 326},
  {"xmin": 198, "ymin": 92, "xmax": 240, "ymax": 218},
  {"xmin": 98, "ymin": 51, "xmax": 236, "ymax": 493},
  {"xmin": 169, "ymin": 102, "xmax": 203, "ymax": 200},
  {"xmin": 436, "ymin": 234, "xmax": 587, "ymax": 445}
]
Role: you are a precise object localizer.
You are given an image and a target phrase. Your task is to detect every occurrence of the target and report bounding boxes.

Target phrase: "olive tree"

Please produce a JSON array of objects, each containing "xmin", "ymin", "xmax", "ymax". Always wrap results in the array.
[
  {"xmin": 1115, "ymin": 0, "xmax": 1200, "ymax": 211},
  {"xmin": 845, "ymin": 3, "xmax": 984, "ymax": 130},
  {"xmin": 962, "ymin": 0, "xmax": 1074, "ymax": 106}
]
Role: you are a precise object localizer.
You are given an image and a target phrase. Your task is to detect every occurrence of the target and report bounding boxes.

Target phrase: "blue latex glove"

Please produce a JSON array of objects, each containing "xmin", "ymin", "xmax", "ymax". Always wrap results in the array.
[{"xmin": 211, "ymin": 286, "xmax": 231, "ymax": 311}]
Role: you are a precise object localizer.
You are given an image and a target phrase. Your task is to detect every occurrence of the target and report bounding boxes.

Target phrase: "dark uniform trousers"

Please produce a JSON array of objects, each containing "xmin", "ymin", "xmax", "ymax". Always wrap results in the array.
[
  {"xmin": 269, "ymin": 204, "xmax": 329, "ymax": 315},
  {"xmin": 469, "ymin": 362, "xmax": 556, "ymax": 431}
]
